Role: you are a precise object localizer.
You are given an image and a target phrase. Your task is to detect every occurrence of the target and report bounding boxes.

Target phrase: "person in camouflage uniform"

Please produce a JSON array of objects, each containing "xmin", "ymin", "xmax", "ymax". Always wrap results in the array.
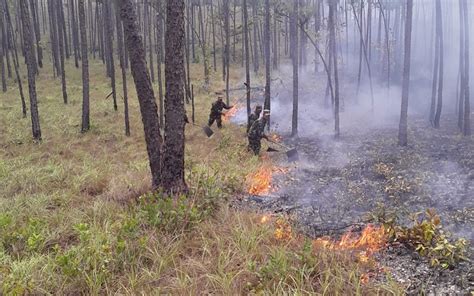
[
  {"xmin": 208, "ymin": 94, "xmax": 233, "ymax": 128},
  {"xmin": 248, "ymin": 110, "xmax": 270, "ymax": 155},
  {"xmin": 247, "ymin": 105, "xmax": 262, "ymax": 134}
]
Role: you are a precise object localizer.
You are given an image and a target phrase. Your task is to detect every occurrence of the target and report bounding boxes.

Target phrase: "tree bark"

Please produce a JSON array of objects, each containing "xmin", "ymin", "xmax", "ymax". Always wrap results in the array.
[
  {"xmin": 243, "ymin": 0, "xmax": 251, "ymax": 123},
  {"xmin": 79, "ymin": 0, "xmax": 90, "ymax": 132},
  {"xmin": 433, "ymin": 0, "xmax": 443, "ymax": 128},
  {"xmin": 56, "ymin": 0, "xmax": 68, "ymax": 104},
  {"xmin": 115, "ymin": 1, "xmax": 130, "ymax": 136},
  {"xmin": 119, "ymin": 0, "xmax": 163, "ymax": 190},
  {"xmin": 461, "ymin": 0, "xmax": 470, "ymax": 136},
  {"xmin": 398, "ymin": 0, "xmax": 413, "ymax": 146},
  {"xmin": 162, "ymin": 0, "xmax": 188, "ymax": 193},
  {"xmin": 291, "ymin": 0, "xmax": 298, "ymax": 137},
  {"xmin": 20, "ymin": 0, "xmax": 42, "ymax": 141},
  {"xmin": 264, "ymin": 0, "xmax": 271, "ymax": 128}
]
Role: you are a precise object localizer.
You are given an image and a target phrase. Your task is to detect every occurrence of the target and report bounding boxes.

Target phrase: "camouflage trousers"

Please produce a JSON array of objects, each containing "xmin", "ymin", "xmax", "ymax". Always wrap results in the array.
[
  {"xmin": 248, "ymin": 137, "xmax": 261, "ymax": 155},
  {"xmin": 208, "ymin": 113, "xmax": 222, "ymax": 128}
]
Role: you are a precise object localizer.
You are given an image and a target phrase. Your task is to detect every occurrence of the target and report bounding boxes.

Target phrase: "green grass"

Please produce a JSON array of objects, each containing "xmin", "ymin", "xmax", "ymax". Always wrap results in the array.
[{"xmin": 0, "ymin": 59, "xmax": 403, "ymax": 295}]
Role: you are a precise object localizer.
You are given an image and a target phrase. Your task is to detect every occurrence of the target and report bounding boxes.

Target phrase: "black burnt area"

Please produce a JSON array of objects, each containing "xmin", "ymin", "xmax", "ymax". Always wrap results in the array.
[{"xmin": 236, "ymin": 116, "xmax": 473, "ymax": 295}]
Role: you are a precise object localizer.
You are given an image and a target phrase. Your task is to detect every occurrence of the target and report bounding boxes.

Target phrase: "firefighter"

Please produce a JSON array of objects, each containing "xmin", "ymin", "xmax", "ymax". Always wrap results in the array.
[
  {"xmin": 208, "ymin": 94, "xmax": 233, "ymax": 128},
  {"xmin": 247, "ymin": 105, "xmax": 263, "ymax": 134},
  {"xmin": 248, "ymin": 110, "xmax": 270, "ymax": 155}
]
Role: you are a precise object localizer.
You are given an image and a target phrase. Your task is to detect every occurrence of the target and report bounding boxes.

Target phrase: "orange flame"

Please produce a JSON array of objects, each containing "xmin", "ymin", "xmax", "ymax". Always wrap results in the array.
[
  {"xmin": 260, "ymin": 215, "xmax": 270, "ymax": 224},
  {"xmin": 313, "ymin": 224, "xmax": 387, "ymax": 263},
  {"xmin": 223, "ymin": 104, "xmax": 241, "ymax": 122},
  {"xmin": 247, "ymin": 165, "xmax": 272, "ymax": 195},
  {"xmin": 270, "ymin": 133, "xmax": 282, "ymax": 143}
]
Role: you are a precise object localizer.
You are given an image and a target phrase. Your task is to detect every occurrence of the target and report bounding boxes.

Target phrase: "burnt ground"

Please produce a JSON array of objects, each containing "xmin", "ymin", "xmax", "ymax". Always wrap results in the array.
[{"xmin": 234, "ymin": 115, "xmax": 473, "ymax": 295}]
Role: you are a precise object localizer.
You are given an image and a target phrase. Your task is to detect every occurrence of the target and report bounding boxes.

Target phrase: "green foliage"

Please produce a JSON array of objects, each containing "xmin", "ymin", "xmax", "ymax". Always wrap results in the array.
[{"xmin": 381, "ymin": 209, "xmax": 469, "ymax": 268}]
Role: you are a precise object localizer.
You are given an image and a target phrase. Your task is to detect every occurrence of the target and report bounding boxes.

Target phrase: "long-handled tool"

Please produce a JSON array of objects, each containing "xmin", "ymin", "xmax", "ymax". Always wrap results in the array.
[{"xmin": 267, "ymin": 139, "xmax": 299, "ymax": 161}]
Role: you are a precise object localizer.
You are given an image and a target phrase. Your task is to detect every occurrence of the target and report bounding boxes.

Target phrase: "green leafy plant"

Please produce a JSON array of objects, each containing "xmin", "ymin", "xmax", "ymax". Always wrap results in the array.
[{"xmin": 382, "ymin": 209, "xmax": 469, "ymax": 268}]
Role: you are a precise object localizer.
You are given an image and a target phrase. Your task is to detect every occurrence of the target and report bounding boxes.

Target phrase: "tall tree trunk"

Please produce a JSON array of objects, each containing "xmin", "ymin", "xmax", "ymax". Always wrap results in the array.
[
  {"xmin": 20, "ymin": 0, "xmax": 41, "ymax": 141},
  {"xmin": 198, "ymin": 0, "xmax": 210, "ymax": 86},
  {"xmin": 157, "ymin": 4, "xmax": 165, "ymax": 126},
  {"xmin": 264, "ymin": 0, "xmax": 271, "ymax": 128},
  {"xmin": 115, "ymin": 2, "xmax": 130, "ymax": 136},
  {"xmin": 119, "ymin": 0, "xmax": 163, "ymax": 190},
  {"xmin": 162, "ymin": 0, "xmax": 187, "ymax": 193},
  {"xmin": 433, "ymin": 0, "xmax": 443, "ymax": 128},
  {"xmin": 252, "ymin": 0, "xmax": 259, "ymax": 73},
  {"xmin": 291, "ymin": 0, "xmax": 298, "ymax": 137},
  {"xmin": 243, "ymin": 0, "xmax": 251, "ymax": 123},
  {"xmin": 4, "ymin": 0, "xmax": 27, "ymax": 117},
  {"xmin": 224, "ymin": 0, "xmax": 230, "ymax": 105},
  {"xmin": 79, "ymin": 0, "xmax": 90, "ymax": 132},
  {"xmin": 461, "ymin": 0, "xmax": 470, "ymax": 136},
  {"xmin": 329, "ymin": 0, "xmax": 339, "ymax": 137},
  {"xmin": 398, "ymin": 0, "xmax": 413, "ymax": 146},
  {"xmin": 56, "ymin": 0, "xmax": 68, "ymax": 104},
  {"xmin": 29, "ymin": 0, "xmax": 43, "ymax": 68},
  {"xmin": 458, "ymin": 0, "xmax": 465, "ymax": 130},
  {"xmin": 210, "ymin": 0, "xmax": 217, "ymax": 71},
  {"xmin": 105, "ymin": 0, "xmax": 117, "ymax": 111}
]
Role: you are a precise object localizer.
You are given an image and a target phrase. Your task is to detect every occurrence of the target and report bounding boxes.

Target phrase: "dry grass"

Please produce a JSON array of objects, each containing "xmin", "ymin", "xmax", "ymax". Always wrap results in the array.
[{"xmin": 0, "ymin": 59, "xmax": 403, "ymax": 295}]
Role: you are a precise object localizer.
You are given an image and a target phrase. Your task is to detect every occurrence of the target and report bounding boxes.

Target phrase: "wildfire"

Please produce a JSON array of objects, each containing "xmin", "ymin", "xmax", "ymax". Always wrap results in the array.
[
  {"xmin": 260, "ymin": 215, "xmax": 271, "ymax": 224},
  {"xmin": 247, "ymin": 165, "xmax": 272, "ymax": 195},
  {"xmin": 313, "ymin": 224, "xmax": 387, "ymax": 260},
  {"xmin": 223, "ymin": 104, "xmax": 241, "ymax": 122},
  {"xmin": 270, "ymin": 133, "xmax": 282, "ymax": 143}
]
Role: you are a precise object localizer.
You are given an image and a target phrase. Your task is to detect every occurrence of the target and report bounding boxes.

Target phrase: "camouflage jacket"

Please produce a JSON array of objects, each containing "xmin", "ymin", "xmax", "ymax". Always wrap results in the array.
[
  {"xmin": 248, "ymin": 118, "xmax": 268, "ymax": 140},
  {"xmin": 210, "ymin": 100, "xmax": 231, "ymax": 116},
  {"xmin": 247, "ymin": 113, "xmax": 260, "ymax": 133}
]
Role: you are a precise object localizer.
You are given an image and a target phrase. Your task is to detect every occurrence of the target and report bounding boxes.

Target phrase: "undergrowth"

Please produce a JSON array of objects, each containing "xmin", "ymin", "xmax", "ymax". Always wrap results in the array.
[{"xmin": 0, "ymin": 60, "xmax": 404, "ymax": 294}]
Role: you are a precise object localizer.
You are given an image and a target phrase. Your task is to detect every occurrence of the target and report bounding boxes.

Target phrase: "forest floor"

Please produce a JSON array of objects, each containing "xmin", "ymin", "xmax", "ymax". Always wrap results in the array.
[
  {"xmin": 237, "ymin": 113, "xmax": 474, "ymax": 294},
  {"xmin": 0, "ymin": 61, "xmax": 405, "ymax": 294}
]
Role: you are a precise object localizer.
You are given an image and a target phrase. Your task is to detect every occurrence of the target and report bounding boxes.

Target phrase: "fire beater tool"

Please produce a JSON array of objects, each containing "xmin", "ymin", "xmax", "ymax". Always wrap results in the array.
[
  {"xmin": 191, "ymin": 123, "xmax": 214, "ymax": 138},
  {"xmin": 267, "ymin": 139, "xmax": 299, "ymax": 161}
]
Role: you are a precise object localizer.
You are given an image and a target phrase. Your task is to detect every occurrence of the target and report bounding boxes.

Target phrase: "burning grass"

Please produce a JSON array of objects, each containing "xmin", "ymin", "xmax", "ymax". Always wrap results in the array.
[
  {"xmin": 246, "ymin": 156, "xmax": 290, "ymax": 196},
  {"xmin": 222, "ymin": 103, "xmax": 242, "ymax": 122}
]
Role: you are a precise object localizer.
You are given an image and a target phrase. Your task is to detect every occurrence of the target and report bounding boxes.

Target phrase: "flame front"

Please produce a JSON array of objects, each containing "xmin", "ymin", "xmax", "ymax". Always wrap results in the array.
[
  {"xmin": 247, "ymin": 165, "xmax": 272, "ymax": 195},
  {"xmin": 313, "ymin": 224, "xmax": 387, "ymax": 259},
  {"xmin": 223, "ymin": 104, "xmax": 241, "ymax": 122}
]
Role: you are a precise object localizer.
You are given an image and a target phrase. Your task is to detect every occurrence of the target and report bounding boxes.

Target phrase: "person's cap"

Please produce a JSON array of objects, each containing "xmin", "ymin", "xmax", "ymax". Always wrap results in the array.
[
  {"xmin": 255, "ymin": 105, "xmax": 263, "ymax": 109},
  {"xmin": 263, "ymin": 109, "xmax": 270, "ymax": 114}
]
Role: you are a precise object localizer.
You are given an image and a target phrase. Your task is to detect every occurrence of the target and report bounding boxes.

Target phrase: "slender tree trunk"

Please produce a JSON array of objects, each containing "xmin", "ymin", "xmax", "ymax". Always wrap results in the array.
[
  {"xmin": 291, "ymin": 0, "xmax": 298, "ymax": 137},
  {"xmin": 224, "ymin": 0, "xmax": 230, "ymax": 105},
  {"xmin": 210, "ymin": 0, "xmax": 217, "ymax": 71},
  {"xmin": 56, "ymin": 0, "xmax": 68, "ymax": 104},
  {"xmin": 458, "ymin": 0, "xmax": 465, "ymax": 130},
  {"xmin": 243, "ymin": 0, "xmax": 251, "ymax": 123},
  {"xmin": 398, "ymin": 0, "xmax": 413, "ymax": 146},
  {"xmin": 252, "ymin": 0, "xmax": 259, "ymax": 73},
  {"xmin": 157, "ymin": 5, "xmax": 164, "ymax": 126},
  {"xmin": 264, "ymin": 0, "xmax": 271, "ymax": 128},
  {"xmin": 329, "ymin": 0, "xmax": 339, "ymax": 137},
  {"xmin": 79, "ymin": 0, "xmax": 90, "ymax": 132},
  {"xmin": 119, "ymin": 0, "xmax": 163, "ymax": 189},
  {"xmin": 461, "ymin": 0, "xmax": 470, "ymax": 136},
  {"xmin": 20, "ymin": 0, "xmax": 41, "ymax": 141},
  {"xmin": 4, "ymin": 0, "xmax": 27, "ymax": 117},
  {"xmin": 433, "ymin": 0, "xmax": 443, "ymax": 128},
  {"xmin": 29, "ymin": 0, "xmax": 43, "ymax": 68},
  {"xmin": 105, "ymin": 0, "xmax": 117, "ymax": 111},
  {"xmin": 115, "ymin": 2, "xmax": 130, "ymax": 136}
]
